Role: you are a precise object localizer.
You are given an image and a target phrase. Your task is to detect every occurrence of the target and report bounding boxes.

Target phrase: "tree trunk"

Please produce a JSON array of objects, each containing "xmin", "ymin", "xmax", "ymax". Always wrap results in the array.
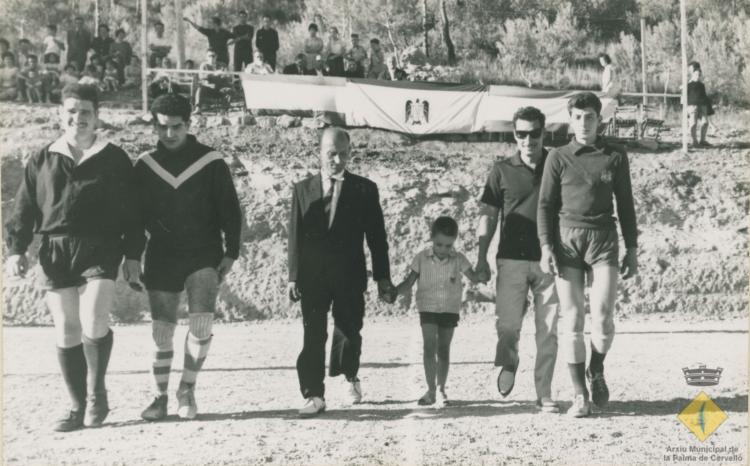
[
  {"xmin": 422, "ymin": 0, "xmax": 429, "ymax": 57},
  {"xmin": 384, "ymin": 16, "xmax": 401, "ymax": 67},
  {"xmin": 439, "ymin": 0, "xmax": 455, "ymax": 65}
]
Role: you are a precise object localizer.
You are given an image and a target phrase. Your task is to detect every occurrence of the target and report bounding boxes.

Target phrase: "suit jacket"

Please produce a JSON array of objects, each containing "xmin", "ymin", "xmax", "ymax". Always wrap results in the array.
[{"xmin": 288, "ymin": 171, "xmax": 390, "ymax": 293}]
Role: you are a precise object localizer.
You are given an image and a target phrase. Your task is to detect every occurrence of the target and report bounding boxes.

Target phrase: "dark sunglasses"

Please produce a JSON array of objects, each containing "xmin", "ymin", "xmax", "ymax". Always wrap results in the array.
[{"xmin": 514, "ymin": 128, "xmax": 543, "ymax": 139}]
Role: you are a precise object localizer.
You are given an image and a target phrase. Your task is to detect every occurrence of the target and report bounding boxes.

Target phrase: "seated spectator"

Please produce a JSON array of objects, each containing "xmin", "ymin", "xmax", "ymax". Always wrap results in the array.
[
  {"xmin": 283, "ymin": 53, "xmax": 310, "ymax": 75},
  {"xmin": 42, "ymin": 53, "xmax": 62, "ymax": 102},
  {"xmin": 149, "ymin": 20, "xmax": 172, "ymax": 67},
  {"xmin": 15, "ymin": 39, "xmax": 33, "ymax": 99},
  {"xmin": 184, "ymin": 59, "xmax": 195, "ymax": 69},
  {"xmin": 92, "ymin": 24, "xmax": 115, "ymax": 62},
  {"xmin": 79, "ymin": 64, "xmax": 102, "ymax": 89},
  {"xmin": 60, "ymin": 64, "xmax": 80, "ymax": 88},
  {"xmin": 194, "ymin": 49, "xmax": 231, "ymax": 113},
  {"xmin": 0, "ymin": 39, "xmax": 10, "ymax": 65},
  {"xmin": 111, "ymin": 28, "xmax": 133, "ymax": 81},
  {"xmin": 123, "ymin": 55, "xmax": 141, "ymax": 89},
  {"xmin": 152, "ymin": 55, "xmax": 164, "ymax": 69},
  {"xmin": 245, "ymin": 50, "xmax": 273, "ymax": 75},
  {"xmin": 148, "ymin": 73, "xmax": 177, "ymax": 99},
  {"xmin": 367, "ymin": 38, "xmax": 387, "ymax": 79},
  {"xmin": 346, "ymin": 33, "xmax": 367, "ymax": 78},
  {"xmin": 102, "ymin": 59, "xmax": 120, "ymax": 92},
  {"xmin": 43, "ymin": 24, "xmax": 66, "ymax": 65},
  {"xmin": 343, "ymin": 56, "xmax": 361, "ymax": 78},
  {"xmin": 20, "ymin": 54, "xmax": 44, "ymax": 103},
  {"xmin": 325, "ymin": 26, "xmax": 346, "ymax": 77},
  {"xmin": 162, "ymin": 57, "xmax": 174, "ymax": 69},
  {"xmin": 303, "ymin": 23, "xmax": 324, "ymax": 71},
  {"xmin": 311, "ymin": 54, "xmax": 328, "ymax": 76},
  {"xmin": 386, "ymin": 56, "xmax": 407, "ymax": 81},
  {"xmin": 0, "ymin": 52, "xmax": 19, "ymax": 100}
]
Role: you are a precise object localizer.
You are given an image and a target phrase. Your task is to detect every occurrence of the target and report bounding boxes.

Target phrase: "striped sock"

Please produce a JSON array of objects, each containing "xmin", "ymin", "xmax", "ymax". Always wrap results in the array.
[
  {"xmin": 151, "ymin": 320, "xmax": 176, "ymax": 395},
  {"xmin": 180, "ymin": 313, "xmax": 213, "ymax": 389}
]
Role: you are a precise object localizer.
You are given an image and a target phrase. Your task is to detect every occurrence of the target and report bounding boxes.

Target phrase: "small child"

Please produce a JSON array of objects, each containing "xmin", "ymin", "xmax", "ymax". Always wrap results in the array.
[
  {"xmin": 42, "ymin": 24, "xmax": 65, "ymax": 65},
  {"xmin": 41, "ymin": 54, "xmax": 61, "ymax": 102},
  {"xmin": 396, "ymin": 216, "xmax": 481, "ymax": 407},
  {"xmin": 60, "ymin": 64, "xmax": 79, "ymax": 87},
  {"xmin": 21, "ymin": 55, "xmax": 43, "ymax": 103},
  {"xmin": 103, "ymin": 60, "xmax": 119, "ymax": 92},
  {"xmin": 123, "ymin": 55, "xmax": 141, "ymax": 89},
  {"xmin": 79, "ymin": 64, "xmax": 102, "ymax": 89}
]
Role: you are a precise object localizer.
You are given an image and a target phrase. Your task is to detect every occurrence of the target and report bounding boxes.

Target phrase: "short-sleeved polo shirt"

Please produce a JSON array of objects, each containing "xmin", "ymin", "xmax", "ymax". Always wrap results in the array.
[
  {"xmin": 480, "ymin": 150, "xmax": 548, "ymax": 261},
  {"xmin": 411, "ymin": 247, "xmax": 472, "ymax": 314}
]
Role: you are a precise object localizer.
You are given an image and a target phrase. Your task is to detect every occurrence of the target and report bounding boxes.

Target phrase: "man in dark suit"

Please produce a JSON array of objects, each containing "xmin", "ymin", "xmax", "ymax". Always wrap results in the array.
[
  {"xmin": 255, "ymin": 15, "xmax": 279, "ymax": 71},
  {"xmin": 288, "ymin": 127, "xmax": 396, "ymax": 417},
  {"xmin": 283, "ymin": 53, "xmax": 312, "ymax": 75}
]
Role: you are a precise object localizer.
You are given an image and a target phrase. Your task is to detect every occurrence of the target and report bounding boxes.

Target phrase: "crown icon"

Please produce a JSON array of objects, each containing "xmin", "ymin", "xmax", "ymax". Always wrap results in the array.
[{"xmin": 682, "ymin": 364, "xmax": 723, "ymax": 386}]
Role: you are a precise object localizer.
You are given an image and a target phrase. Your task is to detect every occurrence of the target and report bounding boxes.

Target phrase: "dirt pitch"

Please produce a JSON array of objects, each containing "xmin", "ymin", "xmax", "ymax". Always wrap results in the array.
[{"xmin": 2, "ymin": 317, "xmax": 747, "ymax": 466}]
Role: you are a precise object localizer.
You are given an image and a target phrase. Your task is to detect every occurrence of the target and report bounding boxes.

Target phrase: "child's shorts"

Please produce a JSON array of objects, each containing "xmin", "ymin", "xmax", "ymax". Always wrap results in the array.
[
  {"xmin": 419, "ymin": 312, "xmax": 460, "ymax": 328},
  {"xmin": 555, "ymin": 226, "xmax": 619, "ymax": 270},
  {"xmin": 37, "ymin": 234, "xmax": 122, "ymax": 290},
  {"xmin": 143, "ymin": 243, "xmax": 223, "ymax": 293}
]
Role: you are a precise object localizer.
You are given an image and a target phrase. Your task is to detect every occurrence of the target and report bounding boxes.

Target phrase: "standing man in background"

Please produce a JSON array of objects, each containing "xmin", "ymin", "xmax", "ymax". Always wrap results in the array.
[
  {"xmin": 185, "ymin": 16, "xmax": 233, "ymax": 68},
  {"xmin": 66, "ymin": 16, "xmax": 92, "ymax": 72},
  {"xmin": 148, "ymin": 21, "xmax": 172, "ymax": 67},
  {"xmin": 230, "ymin": 10, "xmax": 254, "ymax": 72},
  {"xmin": 255, "ymin": 15, "xmax": 279, "ymax": 71}
]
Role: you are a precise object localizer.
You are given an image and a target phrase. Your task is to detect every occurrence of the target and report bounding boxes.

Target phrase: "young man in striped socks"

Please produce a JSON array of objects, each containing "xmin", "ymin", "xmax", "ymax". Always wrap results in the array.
[{"xmin": 122, "ymin": 93, "xmax": 241, "ymax": 420}]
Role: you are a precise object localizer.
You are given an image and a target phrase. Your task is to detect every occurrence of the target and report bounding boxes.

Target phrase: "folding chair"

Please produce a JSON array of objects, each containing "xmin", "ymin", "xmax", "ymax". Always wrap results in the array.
[
  {"xmin": 610, "ymin": 105, "xmax": 640, "ymax": 140},
  {"xmin": 639, "ymin": 104, "xmax": 664, "ymax": 141}
]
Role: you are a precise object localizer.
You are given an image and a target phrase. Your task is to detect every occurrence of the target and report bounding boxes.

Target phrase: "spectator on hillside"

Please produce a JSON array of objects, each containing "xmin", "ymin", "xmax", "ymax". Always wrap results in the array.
[
  {"xmin": 0, "ymin": 52, "xmax": 19, "ymax": 100},
  {"xmin": 67, "ymin": 16, "xmax": 93, "ymax": 72},
  {"xmin": 386, "ymin": 55, "xmax": 407, "ymax": 81},
  {"xmin": 324, "ymin": 26, "xmax": 346, "ymax": 77},
  {"xmin": 687, "ymin": 61, "xmax": 713, "ymax": 148},
  {"xmin": 102, "ymin": 60, "xmax": 120, "ymax": 92},
  {"xmin": 148, "ymin": 21, "xmax": 172, "ymax": 67},
  {"xmin": 42, "ymin": 53, "xmax": 62, "ymax": 102},
  {"xmin": 283, "ymin": 53, "xmax": 311, "ymax": 75},
  {"xmin": 184, "ymin": 59, "xmax": 195, "ymax": 69},
  {"xmin": 194, "ymin": 49, "xmax": 231, "ymax": 114},
  {"xmin": 346, "ymin": 33, "xmax": 367, "ymax": 78},
  {"xmin": 599, "ymin": 53, "xmax": 619, "ymax": 97},
  {"xmin": 20, "ymin": 54, "xmax": 43, "ymax": 103},
  {"xmin": 60, "ymin": 64, "xmax": 80, "ymax": 88},
  {"xmin": 92, "ymin": 24, "xmax": 114, "ymax": 62},
  {"xmin": 16, "ymin": 39, "xmax": 33, "ymax": 70},
  {"xmin": 245, "ymin": 50, "xmax": 273, "ymax": 75},
  {"xmin": 303, "ymin": 23, "xmax": 324, "ymax": 71},
  {"xmin": 312, "ymin": 54, "xmax": 328, "ymax": 76},
  {"xmin": 43, "ymin": 25, "xmax": 66, "ymax": 65},
  {"xmin": 230, "ymin": 9, "xmax": 253, "ymax": 72},
  {"xmin": 367, "ymin": 38, "xmax": 387, "ymax": 79},
  {"xmin": 0, "ymin": 39, "xmax": 10, "ymax": 65},
  {"xmin": 122, "ymin": 56, "xmax": 141, "ymax": 89},
  {"xmin": 185, "ymin": 16, "xmax": 233, "ymax": 70},
  {"xmin": 162, "ymin": 57, "xmax": 174, "ymax": 69},
  {"xmin": 110, "ymin": 29, "xmax": 133, "ymax": 81},
  {"xmin": 79, "ymin": 64, "xmax": 102, "ymax": 89},
  {"xmin": 255, "ymin": 15, "xmax": 279, "ymax": 71}
]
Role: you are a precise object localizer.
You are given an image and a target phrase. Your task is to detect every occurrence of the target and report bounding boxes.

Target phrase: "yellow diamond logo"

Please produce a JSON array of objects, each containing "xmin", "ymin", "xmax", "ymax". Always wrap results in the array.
[{"xmin": 677, "ymin": 391, "xmax": 728, "ymax": 441}]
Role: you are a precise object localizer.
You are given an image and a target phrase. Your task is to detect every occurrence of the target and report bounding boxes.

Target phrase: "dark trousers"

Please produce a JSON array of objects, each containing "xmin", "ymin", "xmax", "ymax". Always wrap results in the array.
[
  {"xmin": 234, "ymin": 46, "xmax": 252, "ymax": 72},
  {"xmin": 296, "ymin": 283, "xmax": 365, "ymax": 399},
  {"xmin": 261, "ymin": 51, "xmax": 276, "ymax": 71}
]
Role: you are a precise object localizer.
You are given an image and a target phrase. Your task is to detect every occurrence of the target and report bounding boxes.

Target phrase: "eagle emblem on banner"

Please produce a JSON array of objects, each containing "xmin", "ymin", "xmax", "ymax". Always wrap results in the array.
[{"xmin": 405, "ymin": 99, "xmax": 429, "ymax": 125}]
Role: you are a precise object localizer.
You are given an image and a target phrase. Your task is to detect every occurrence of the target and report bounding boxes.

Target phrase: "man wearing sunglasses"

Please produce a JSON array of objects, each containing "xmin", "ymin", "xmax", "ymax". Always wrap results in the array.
[{"xmin": 476, "ymin": 106, "xmax": 560, "ymax": 414}]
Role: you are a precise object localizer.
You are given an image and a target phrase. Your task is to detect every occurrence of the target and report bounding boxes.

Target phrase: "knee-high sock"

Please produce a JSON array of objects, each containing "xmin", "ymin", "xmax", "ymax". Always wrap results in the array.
[
  {"xmin": 82, "ymin": 329, "xmax": 113, "ymax": 397},
  {"xmin": 151, "ymin": 320, "xmax": 176, "ymax": 395},
  {"xmin": 180, "ymin": 313, "xmax": 213, "ymax": 389},
  {"xmin": 57, "ymin": 344, "xmax": 88, "ymax": 411}
]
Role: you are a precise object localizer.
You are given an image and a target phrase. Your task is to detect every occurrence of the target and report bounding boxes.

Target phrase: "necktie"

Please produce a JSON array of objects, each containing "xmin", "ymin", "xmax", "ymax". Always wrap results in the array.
[{"xmin": 323, "ymin": 177, "xmax": 335, "ymax": 220}]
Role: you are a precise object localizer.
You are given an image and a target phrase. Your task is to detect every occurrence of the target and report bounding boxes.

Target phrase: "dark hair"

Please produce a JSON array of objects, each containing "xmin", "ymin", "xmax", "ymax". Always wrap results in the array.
[
  {"xmin": 64, "ymin": 64, "xmax": 76, "ymax": 71},
  {"xmin": 2, "ymin": 51, "xmax": 15, "ymax": 62},
  {"xmin": 45, "ymin": 53, "xmax": 61, "ymax": 63},
  {"xmin": 431, "ymin": 216, "xmax": 459, "ymax": 238},
  {"xmin": 98, "ymin": 24, "xmax": 109, "ymax": 31},
  {"xmin": 351, "ymin": 33, "xmax": 359, "ymax": 39},
  {"xmin": 567, "ymin": 92, "xmax": 602, "ymax": 116},
  {"xmin": 688, "ymin": 61, "xmax": 701, "ymax": 71},
  {"xmin": 86, "ymin": 64, "xmax": 97, "ymax": 72},
  {"xmin": 18, "ymin": 38, "xmax": 31, "ymax": 45},
  {"xmin": 115, "ymin": 28, "xmax": 126, "ymax": 37},
  {"xmin": 212, "ymin": 16, "xmax": 222, "ymax": 25},
  {"xmin": 0, "ymin": 38, "xmax": 8, "ymax": 48},
  {"xmin": 185, "ymin": 59, "xmax": 194, "ymax": 67},
  {"xmin": 308, "ymin": 23, "xmax": 318, "ymax": 32},
  {"xmin": 598, "ymin": 53, "xmax": 612, "ymax": 64},
  {"xmin": 150, "ymin": 92, "xmax": 191, "ymax": 122},
  {"xmin": 75, "ymin": 16, "xmax": 84, "ymax": 21},
  {"xmin": 512, "ymin": 106, "xmax": 545, "ymax": 130},
  {"xmin": 370, "ymin": 38, "xmax": 380, "ymax": 45},
  {"xmin": 106, "ymin": 59, "xmax": 117, "ymax": 67},
  {"xmin": 27, "ymin": 54, "xmax": 38, "ymax": 61},
  {"xmin": 61, "ymin": 83, "xmax": 100, "ymax": 109},
  {"xmin": 295, "ymin": 53, "xmax": 305, "ymax": 60},
  {"xmin": 47, "ymin": 24, "xmax": 57, "ymax": 32},
  {"xmin": 154, "ymin": 20, "xmax": 164, "ymax": 27}
]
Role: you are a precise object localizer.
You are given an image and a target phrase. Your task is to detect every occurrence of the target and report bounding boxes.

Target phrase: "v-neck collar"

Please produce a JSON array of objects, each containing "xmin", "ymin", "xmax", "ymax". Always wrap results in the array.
[{"xmin": 49, "ymin": 134, "xmax": 111, "ymax": 166}]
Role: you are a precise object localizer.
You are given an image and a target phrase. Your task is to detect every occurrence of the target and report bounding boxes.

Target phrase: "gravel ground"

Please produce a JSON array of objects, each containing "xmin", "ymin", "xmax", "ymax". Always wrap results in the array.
[{"xmin": 3, "ymin": 316, "xmax": 747, "ymax": 466}]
